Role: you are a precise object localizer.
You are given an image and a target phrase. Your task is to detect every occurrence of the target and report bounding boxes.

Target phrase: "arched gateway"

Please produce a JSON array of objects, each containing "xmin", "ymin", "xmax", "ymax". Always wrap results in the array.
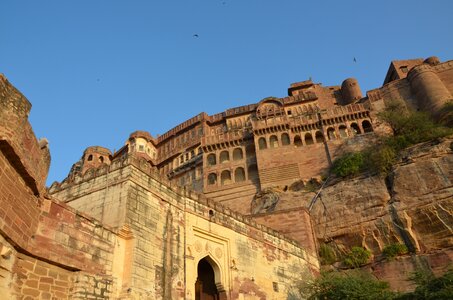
[{"xmin": 195, "ymin": 256, "xmax": 227, "ymax": 300}]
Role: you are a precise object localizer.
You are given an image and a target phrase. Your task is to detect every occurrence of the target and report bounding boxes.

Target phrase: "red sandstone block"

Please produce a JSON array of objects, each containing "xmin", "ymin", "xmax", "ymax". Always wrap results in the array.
[
  {"xmin": 24, "ymin": 280, "xmax": 38, "ymax": 288},
  {"xmin": 38, "ymin": 283, "xmax": 51, "ymax": 292},
  {"xmin": 51, "ymin": 285, "xmax": 67, "ymax": 292},
  {"xmin": 58, "ymin": 274, "xmax": 69, "ymax": 281},
  {"xmin": 34, "ymin": 265, "xmax": 48, "ymax": 276},
  {"xmin": 22, "ymin": 287, "xmax": 40, "ymax": 297},
  {"xmin": 54, "ymin": 291, "xmax": 67, "ymax": 298},
  {"xmin": 18, "ymin": 259, "xmax": 35, "ymax": 271},
  {"xmin": 55, "ymin": 280, "xmax": 69, "ymax": 287},
  {"xmin": 41, "ymin": 292, "xmax": 51, "ymax": 299},
  {"xmin": 40, "ymin": 277, "xmax": 54, "ymax": 284},
  {"xmin": 48, "ymin": 270, "xmax": 58, "ymax": 279}
]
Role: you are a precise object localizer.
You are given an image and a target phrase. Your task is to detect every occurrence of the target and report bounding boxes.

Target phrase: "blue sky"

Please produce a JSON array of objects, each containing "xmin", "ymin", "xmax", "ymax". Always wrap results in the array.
[{"xmin": 1, "ymin": 0, "xmax": 452, "ymax": 185}]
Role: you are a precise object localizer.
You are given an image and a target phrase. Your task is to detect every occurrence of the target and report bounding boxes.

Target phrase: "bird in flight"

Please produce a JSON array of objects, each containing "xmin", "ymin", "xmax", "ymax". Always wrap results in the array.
[
  {"xmin": 353, "ymin": 57, "xmax": 357, "ymax": 62},
  {"xmin": 193, "ymin": 34, "xmax": 199, "ymax": 38}
]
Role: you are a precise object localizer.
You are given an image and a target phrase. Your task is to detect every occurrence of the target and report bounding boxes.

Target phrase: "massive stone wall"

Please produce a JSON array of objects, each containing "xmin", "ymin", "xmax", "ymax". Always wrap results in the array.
[{"xmin": 51, "ymin": 155, "xmax": 319, "ymax": 299}]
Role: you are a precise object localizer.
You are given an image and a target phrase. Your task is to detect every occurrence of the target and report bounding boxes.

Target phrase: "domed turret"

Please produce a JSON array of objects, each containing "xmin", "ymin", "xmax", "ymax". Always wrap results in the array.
[
  {"xmin": 81, "ymin": 146, "xmax": 112, "ymax": 174},
  {"xmin": 127, "ymin": 130, "xmax": 157, "ymax": 161},
  {"xmin": 423, "ymin": 56, "xmax": 440, "ymax": 66},
  {"xmin": 340, "ymin": 78, "xmax": 363, "ymax": 105},
  {"xmin": 408, "ymin": 62, "xmax": 452, "ymax": 116}
]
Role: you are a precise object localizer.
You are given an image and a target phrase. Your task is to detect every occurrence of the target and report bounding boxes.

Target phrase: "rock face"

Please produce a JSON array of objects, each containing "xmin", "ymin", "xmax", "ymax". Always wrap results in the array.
[{"xmin": 310, "ymin": 137, "xmax": 453, "ymax": 291}]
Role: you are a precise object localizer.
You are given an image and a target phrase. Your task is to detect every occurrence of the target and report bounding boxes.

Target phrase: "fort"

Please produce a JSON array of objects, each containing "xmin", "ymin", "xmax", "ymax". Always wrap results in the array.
[{"xmin": 0, "ymin": 56, "xmax": 452, "ymax": 299}]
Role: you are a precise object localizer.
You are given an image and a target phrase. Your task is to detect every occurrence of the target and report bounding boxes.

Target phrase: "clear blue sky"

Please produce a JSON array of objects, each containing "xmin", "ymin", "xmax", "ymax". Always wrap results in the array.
[{"xmin": 1, "ymin": 1, "xmax": 452, "ymax": 185}]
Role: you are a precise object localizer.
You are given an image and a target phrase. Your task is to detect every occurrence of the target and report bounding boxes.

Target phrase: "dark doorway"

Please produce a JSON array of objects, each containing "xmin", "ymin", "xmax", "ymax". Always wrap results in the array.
[{"xmin": 195, "ymin": 258, "xmax": 220, "ymax": 300}]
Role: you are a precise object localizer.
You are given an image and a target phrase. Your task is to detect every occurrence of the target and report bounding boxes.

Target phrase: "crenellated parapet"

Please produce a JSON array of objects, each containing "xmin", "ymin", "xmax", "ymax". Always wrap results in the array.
[{"xmin": 0, "ymin": 74, "xmax": 50, "ymax": 196}]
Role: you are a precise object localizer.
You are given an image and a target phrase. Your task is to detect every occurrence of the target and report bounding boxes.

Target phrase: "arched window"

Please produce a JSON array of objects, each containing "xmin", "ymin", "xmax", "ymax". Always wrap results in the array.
[
  {"xmin": 327, "ymin": 128, "xmax": 336, "ymax": 140},
  {"xmin": 305, "ymin": 133, "xmax": 314, "ymax": 145},
  {"xmin": 281, "ymin": 133, "xmax": 290, "ymax": 146},
  {"xmin": 294, "ymin": 135, "xmax": 303, "ymax": 147},
  {"xmin": 245, "ymin": 144, "xmax": 255, "ymax": 158},
  {"xmin": 351, "ymin": 123, "xmax": 361, "ymax": 135},
  {"xmin": 339, "ymin": 125, "xmax": 348, "ymax": 138},
  {"xmin": 269, "ymin": 135, "xmax": 279, "ymax": 148},
  {"xmin": 99, "ymin": 156, "xmax": 104, "ymax": 163},
  {"xmin": 234, "ymin": 167, "xmax": 245, "ymax": 182},
  {"xmin": 220, "ymin": 170, "xmax": 231, "ymax": 185},
  {"xmin": 258, "ymin": 137, "xmax": 267, "ymax": 150},
  {"xmin": 87, "ymin": 154, "xmax": 93, "ymax": 161},
  {"xmin": 207, "ymin": 153, "xmax": 216, "ymax": 166},
  {"xmin": 362, "ymin": 120, "xmax": 373, "ymax": 133},
  {"xmin": 207, "ymin": 173, "xmax": 217, "ymax": 185},
  {"xmin": 248, "ymin": 164, "xmax": 258, "ymax": 182},
  {"xmin": 315, "ymin": 131, "xmax": 324, "ymax": 143},
  {"xmin": 219, "ymin": 151, "xmax": 229, "ymax": 163},
  {"xmin": 233, "ymin": 148, "xmax": 243, "ymax": 161}
]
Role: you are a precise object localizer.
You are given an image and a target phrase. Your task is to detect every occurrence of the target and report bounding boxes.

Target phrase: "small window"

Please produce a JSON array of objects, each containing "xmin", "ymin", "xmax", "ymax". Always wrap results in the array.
[
  {"xmin": 351, "ymin": 123, "xmax": 361, "ymax": 135},
  {"xmin": 99, "ymin": 156, "xmax": 104, "ymax": 163},
  {"xmin": 207, "ymin": 154, "xmax": 216, "ymax": 166},
  {"xmin": 270, "ymin": 135, "xmax": 278, "ymax": 148},
  {"xmin": 400, "ymin": 66, "xmax": 408, "ymax": 73},
  {"xmin": 294, "ymin": 135, "xmax": 303, "ymax": 147},
  {"xmin": 258, "ymin": 137, "xmax": 267, "ymax": 150},
  {"xmin": 281, "ymin": 133, "xmax": 290, "ymax": 146},
  {"xmin": 273, "ymin": 282, "xmax": 279, "ymax": 292},
  {"xmin": 139, "ymin": 145, "xmax": 144, "ymax": 152},
  {"xmin": 220, "ymin": 151, "xmax": 229, "ymax": 163},
  {"xmin": 339, "ymin": 125, "xmax": 348, "ymax": 138},
  {"xmin": 87, "ymin": 154, "xmax": 93, "ymax": 161},
  {"xmin": 206, "ymin": 173, "xmax": 215, "ymax": 184},
  {"xmin": 233, "ymin": 148, "xmax": 243, "ymax": 161}
]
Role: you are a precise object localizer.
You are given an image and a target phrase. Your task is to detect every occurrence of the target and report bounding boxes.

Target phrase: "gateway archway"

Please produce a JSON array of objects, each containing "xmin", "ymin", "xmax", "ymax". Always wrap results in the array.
[{"xmin": 195, "ymin": 256, "xmax": 226, "ymax": 300}]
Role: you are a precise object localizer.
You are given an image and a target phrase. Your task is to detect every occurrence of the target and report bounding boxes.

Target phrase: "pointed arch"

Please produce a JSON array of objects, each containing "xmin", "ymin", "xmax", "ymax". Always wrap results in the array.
[{"xmin": 196, "ymin": 256, "xmax": 222, "ymax": 300}]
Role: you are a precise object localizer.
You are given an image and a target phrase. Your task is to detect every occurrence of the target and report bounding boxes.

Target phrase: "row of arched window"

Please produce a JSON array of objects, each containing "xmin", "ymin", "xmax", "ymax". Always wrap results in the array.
[
  {"xmin": 206, "ymin": 145, "xmax": 256, "ymax": 167},
  {"xmin": 257, "ymin": 120, "xmax": 373, "ymax": 149},
  {"xmin": 207, "ymin": 165, "xmax": 258, "ymax": 186}
]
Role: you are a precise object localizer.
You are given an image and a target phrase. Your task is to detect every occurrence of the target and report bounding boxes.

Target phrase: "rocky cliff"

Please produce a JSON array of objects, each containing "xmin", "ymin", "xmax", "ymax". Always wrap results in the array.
[
  {"xmin": 252, "ymin": 136, "xmax": 452, "ymax": 292},
  {"xmin": 310, "ymin": 136, "xmax": 453, "ymax": 291}
]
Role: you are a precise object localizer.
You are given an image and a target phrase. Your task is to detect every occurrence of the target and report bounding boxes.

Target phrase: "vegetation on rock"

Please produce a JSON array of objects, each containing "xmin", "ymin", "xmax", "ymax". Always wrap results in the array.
[
  {"xmin": 382, "ymin": 243, "xmax": 408, "ymax": 260},
  {"xmin": 289, "ymin": 269, "xmax": 453, "ymax": 299},
  {"xmin": 319, "ymin": 243, "xmax": 337, "ymax": 265},
  {"xmin": 396, "ymin": 269, "xmax": 453, "ymax": 300},
  {"xmin": 343, "ymin": 246, "xmax": 371, "ymax": 268},
  {"xmin": 331, "ymin": 101, "xmax": 453, "ymax": 178},
  {"xmin": 289, "ymin": 270, "xmax": 395, "ymax": 300}
]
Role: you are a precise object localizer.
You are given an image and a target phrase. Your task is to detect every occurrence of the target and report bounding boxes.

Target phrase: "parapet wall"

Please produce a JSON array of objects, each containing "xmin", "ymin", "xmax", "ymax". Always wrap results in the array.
[
  {"xmin": 0, "ymin": 74, "xmax": 50, "ymax": 195},
  {"xmin": 0, "ymin": 75, "xmax": 122, "ymax": 299}
]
